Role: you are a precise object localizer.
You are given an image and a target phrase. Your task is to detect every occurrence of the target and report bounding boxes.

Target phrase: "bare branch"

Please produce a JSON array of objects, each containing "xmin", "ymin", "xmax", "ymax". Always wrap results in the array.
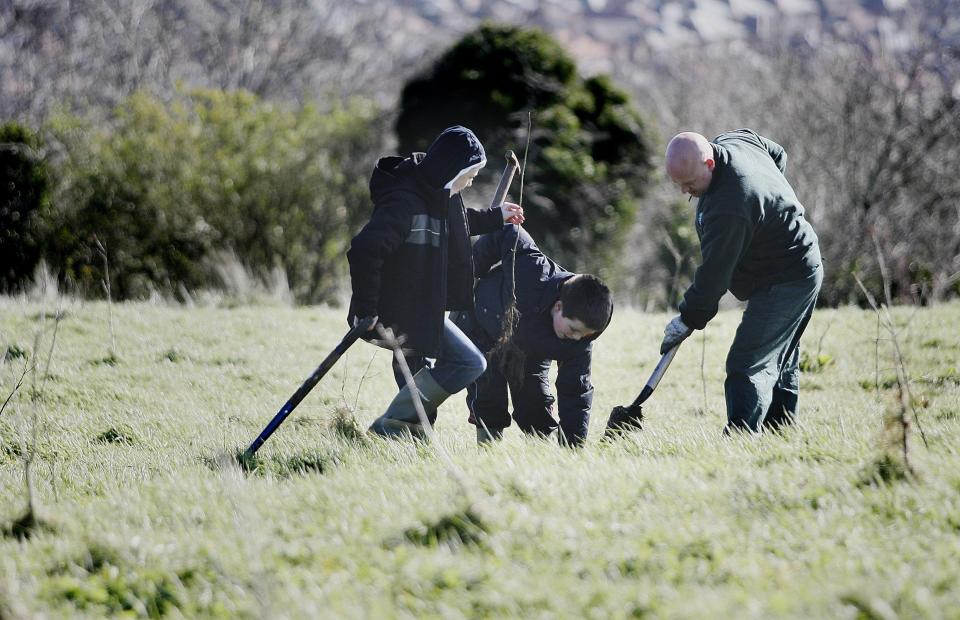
[{"xmin": 0, "ymin": 360, "xmax": 32, "ymax": 418}]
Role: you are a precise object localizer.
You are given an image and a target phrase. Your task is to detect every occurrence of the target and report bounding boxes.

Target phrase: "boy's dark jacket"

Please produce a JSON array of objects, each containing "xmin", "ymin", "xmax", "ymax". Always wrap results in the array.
[
  {"xmin": 347, "ymin": 126, "xmax": 502, "ymax": 356},
  {"xmin": 467, "ymin": 225, "xmax": 598, "ymax": 446}
]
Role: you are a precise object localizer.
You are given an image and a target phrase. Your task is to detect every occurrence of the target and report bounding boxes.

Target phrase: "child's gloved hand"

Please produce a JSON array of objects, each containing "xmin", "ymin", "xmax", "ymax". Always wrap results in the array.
[
  {"xmin": 352, "ymin": 316, "xmax": 398, "ymax": 350},
  {"xmin": 501, "ymin": 201, "xmax": 524, "ymax": 225},
  {"xmin": 660, "ymin": 315, "xmax": 691, "ymax": 354},
  {"xmin": 353, "ymin": 315, "xmax": 378, "ymax": 331}
]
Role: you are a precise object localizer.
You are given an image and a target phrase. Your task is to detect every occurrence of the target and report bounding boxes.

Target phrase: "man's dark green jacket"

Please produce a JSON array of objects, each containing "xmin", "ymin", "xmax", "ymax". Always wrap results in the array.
[
  {"xmin": 679, "ymin": 129, "xmax": 821, "ymax": 330},
  {"xmin": 468, "ymin": 226, "xmax": 596, "ymax": 446}
]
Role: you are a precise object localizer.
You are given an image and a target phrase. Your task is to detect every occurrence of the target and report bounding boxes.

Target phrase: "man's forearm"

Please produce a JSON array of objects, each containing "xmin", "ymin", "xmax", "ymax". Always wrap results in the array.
[{"xmin": 679, "ymin": 216, "xmax": 751, "ymax": 329}]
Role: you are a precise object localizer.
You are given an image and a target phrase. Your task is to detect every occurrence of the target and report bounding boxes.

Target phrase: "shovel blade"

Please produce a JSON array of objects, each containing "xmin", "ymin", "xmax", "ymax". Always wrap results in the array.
[{"xmin": 604, "ymin": 404, "xmax": 644, "ymax": 438}]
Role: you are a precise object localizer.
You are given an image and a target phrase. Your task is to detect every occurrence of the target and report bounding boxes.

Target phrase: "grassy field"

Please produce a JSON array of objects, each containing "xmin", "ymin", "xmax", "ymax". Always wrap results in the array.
[{"xmin": 1, "ymin": 295, "xmax": 959, "ymax": 619}]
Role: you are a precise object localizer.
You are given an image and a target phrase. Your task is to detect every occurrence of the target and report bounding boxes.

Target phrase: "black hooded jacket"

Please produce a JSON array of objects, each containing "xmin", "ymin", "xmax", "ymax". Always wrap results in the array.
[
  {"xmin": 347, "ymin": 126, "xmax": 503, "ymax": 355},
  {"xmin": 468, "ymin": 225, "xmax": 600, "ymax": 446}
]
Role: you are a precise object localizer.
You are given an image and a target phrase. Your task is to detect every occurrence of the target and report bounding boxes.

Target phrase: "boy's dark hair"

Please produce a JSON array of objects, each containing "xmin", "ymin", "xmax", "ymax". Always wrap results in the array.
[{"xmin": 560, "ymin": 274, "xmax": 613, "ymax": 332}]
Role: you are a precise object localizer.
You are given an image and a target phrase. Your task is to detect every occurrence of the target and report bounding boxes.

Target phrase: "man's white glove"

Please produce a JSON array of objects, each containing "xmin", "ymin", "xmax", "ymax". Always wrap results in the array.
[{"xmin": 660, "ymin": 315, "xmax": 692, "ymax": 354}]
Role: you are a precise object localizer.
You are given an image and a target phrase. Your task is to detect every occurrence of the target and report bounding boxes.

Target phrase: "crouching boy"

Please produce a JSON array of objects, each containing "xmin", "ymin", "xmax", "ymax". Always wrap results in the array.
[
  {"xmin": 453, "ymin": 225, "xmax": 612, "ymax": 447},
  {"xmin": 347, "ymin": 126, "xmax": 523, "ymax": 439}
]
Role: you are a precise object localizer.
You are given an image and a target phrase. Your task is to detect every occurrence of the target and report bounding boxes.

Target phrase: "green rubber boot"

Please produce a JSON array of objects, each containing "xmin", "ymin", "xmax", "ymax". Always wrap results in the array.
[{"xmin": 369, "ymin": 369, "xmax": 450, "ymax": 439}]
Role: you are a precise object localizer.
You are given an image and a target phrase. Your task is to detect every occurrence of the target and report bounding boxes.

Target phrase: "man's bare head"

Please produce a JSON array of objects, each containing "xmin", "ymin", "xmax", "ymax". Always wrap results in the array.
[{"xmin": 665, "ymin": 132, "xmax": 715, "ymax": 198}]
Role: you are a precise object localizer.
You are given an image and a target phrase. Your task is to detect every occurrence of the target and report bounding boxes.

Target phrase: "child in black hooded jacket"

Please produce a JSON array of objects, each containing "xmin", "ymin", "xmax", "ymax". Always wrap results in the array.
[{"xmin": 347, "ymin": 126, "xmax": 523, "ymax": 438}]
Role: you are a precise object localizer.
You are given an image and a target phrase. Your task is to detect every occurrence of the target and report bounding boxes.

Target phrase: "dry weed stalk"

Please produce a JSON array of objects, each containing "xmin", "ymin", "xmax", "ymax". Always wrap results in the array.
[
  {"xmin": 0, "ymin": 361, "xmax": 30, "ymax": 419},
  {"xmin": 374, "ymin": 324, "xmax": 491, "ymax": 519},
  {"xmin": 93, "ymin": 236, "xmax": 116, "ymax": 355},
  {"xmin": 854, "ymin": 275, "xmax": 915, "ymax": 477},
  {"xmin": 698, "ymin": 330, "xmax": 707, "ymax": 415},
  {"xmin": 6, "ymin": 302, "xmax": 64, "ymax": 538},
  {"xmin": 853, "ymin": 235, "xmax": 929, "ymax": 478},
  {"xmin": 489, "ymin": 113, "xmax": 531, "ymax": 385}
]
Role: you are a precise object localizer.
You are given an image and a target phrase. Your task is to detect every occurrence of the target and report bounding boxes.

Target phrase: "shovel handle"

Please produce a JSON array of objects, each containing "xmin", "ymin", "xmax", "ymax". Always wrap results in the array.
[
  {"xmin": 242, "ymin": 317, "xmax": 374, "ymax": 458},
  {"xmin": 489, "ymin": 151, "xmax": 520, "ymax": 209},
  {"xmin": 647, "ymin": 343, "xmax": 681, "ymax": 392},
  {"xmin": 628, "ymin": 340, "xmax": 685, "ymax": 408}
]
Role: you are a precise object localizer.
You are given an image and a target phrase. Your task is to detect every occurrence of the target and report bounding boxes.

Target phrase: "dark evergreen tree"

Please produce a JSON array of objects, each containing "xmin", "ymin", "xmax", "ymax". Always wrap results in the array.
[
  {"xmin": 0, "ymin": 122, "xmax": 49, "ymax": 291},
  {"xmin": 396, "ymin": 23, "xmax": 654, "ymax": 274}
]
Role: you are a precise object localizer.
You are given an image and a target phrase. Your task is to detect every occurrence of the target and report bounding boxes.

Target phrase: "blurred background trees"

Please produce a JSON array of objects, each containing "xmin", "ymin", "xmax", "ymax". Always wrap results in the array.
[
  {"xmin": 0, "ymin": 0, "xmax": 423, "ymax": 120},
  {"xmin": 624, "ymin": 0, "xmax": 960, "ymax": 307},
  {"xmin": 40, "ymin": 91, "xmax": 384, "ymax": 303},
  {"xmin": 396, "ymin": 23, "xmax": 654, "ymax": 278},
  {"xmin": 0, "ymin": 0, "xmax": 957, "ymax": 307},
  {"xmin": 0, "ymin": 122, "xmax": 49, "ymax": 291},
  {"xmin": 1, "ymin": 0, "xmax": 404, "ymax": 303}
]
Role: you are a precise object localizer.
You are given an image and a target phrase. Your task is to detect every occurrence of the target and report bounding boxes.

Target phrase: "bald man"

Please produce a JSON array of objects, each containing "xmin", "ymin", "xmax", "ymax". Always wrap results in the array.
[{"xmin": 661, "ymin": 129, "xmax": 822, "ymax": 433}]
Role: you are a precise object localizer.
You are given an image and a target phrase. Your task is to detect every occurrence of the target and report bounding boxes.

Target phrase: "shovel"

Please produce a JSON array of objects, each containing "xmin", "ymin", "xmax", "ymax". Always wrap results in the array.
[
  {"xmin": 604, "ymin": 341, "xmax": 684, "ymax": 438},
  {"xmin": 241, "ymin": 317, "xmax": 375, "ymax": 459}
]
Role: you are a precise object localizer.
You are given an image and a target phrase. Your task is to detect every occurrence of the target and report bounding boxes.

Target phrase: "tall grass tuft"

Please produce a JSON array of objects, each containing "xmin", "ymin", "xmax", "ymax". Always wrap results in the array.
[
  {"xmin": 2, "ymin": 508, "xmax": 56, "ymax": 541},
  {"xmin": 328, "ymin": 405, "xmax": 368, "ymax": 444},
  {"xmin": 400, "ymin": 507, "xmax": 489, "ymax": 549}
]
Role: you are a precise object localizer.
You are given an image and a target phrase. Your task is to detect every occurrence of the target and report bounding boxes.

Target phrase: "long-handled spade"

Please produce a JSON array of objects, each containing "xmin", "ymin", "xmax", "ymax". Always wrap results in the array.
[
  {"xmin": 240, "ymin": 317, "xmax": 376, "ymax": 463},
  {"xmin": 604, "ymin": 340, "xmax": 686, "ymax": 438},
  {"xmin": 240, "ymin": 151, "xmax": 522, "ymax": 463}
]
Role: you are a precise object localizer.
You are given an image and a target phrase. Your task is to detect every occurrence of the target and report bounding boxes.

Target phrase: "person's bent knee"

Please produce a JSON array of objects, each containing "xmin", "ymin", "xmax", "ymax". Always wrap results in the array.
[
  {"xmin": 466, "ymin": 349, "xmax": 487, "ymax": 382},
  {"xmin": 439, "ymin": 348, "xmax": 487, "ymax": 394}
]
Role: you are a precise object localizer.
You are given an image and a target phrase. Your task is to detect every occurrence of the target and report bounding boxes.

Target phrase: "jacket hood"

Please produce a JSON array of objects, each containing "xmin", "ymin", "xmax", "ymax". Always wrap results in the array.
[
  {"xmin": 419, "ymin": 126, "xmax": 487, "ymax": 190},
  {"xmin": 368, "ymin": 155, "xmax": 418, "ymax": 204}
]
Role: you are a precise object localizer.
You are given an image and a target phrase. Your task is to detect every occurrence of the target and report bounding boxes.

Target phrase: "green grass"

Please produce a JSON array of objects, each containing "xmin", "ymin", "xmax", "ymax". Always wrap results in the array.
[{"xmin": 1, "ymin": 297, "xmax": 959, "ymax": 618}]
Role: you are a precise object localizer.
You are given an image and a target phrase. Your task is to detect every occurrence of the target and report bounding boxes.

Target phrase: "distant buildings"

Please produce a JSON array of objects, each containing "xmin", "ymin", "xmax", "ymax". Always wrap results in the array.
[{"xmin": 391, "ymin": 0, "xmax": 917, "ymax": 73}]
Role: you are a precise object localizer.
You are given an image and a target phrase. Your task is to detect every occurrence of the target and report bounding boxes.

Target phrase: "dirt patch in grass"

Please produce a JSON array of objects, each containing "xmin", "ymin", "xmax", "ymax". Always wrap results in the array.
[
  {"xmin": 399, "ymin": 508, "xmax": 488, "ymax": 549},
  {"xmin": 95, "ymin": 426, "xmax": 138, "ymax": 446},
  {"xmin": 2, "ymin": 508, "xmax": 58, "ymax": 541},
  {"xmin": 858, "ymin": 454, "xmax": 914, "ymax": 487},
  {"xmin": 205, "ymin": 449, "xmax": 334, "ymax": 478}
]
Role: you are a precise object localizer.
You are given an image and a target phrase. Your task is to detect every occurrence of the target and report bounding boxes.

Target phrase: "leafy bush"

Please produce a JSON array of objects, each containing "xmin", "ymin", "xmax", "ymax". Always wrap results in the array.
[
  {"xmin": 396, "ymin": 24, "xmax": 654, "ymax": 275},
  {"xmin": 42, "ymin": 543, "xmax": 215, "ymax": 617},
  {"xmin": 655, "ymin": 199, "xmax": 701, "ymax": 306},
  {"xmin": 45, "ymin": 90, "xmax": 385, "ymax": 303}
]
